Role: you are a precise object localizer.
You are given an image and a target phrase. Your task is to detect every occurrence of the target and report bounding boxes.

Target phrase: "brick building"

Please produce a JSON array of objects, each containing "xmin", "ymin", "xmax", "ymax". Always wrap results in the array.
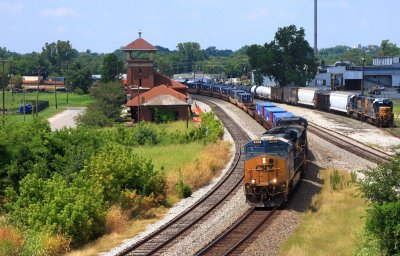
[{"xmin": 125, "ymin": 32, "xmax": 189, "ymax": 122}]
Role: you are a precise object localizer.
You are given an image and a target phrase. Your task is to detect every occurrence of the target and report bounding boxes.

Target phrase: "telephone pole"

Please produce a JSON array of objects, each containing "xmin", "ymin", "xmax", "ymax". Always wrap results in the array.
[
  {"xmin": 35, "ymin": 66, "xmax": 41, "ymax": 117},
  {"xmin": 1, "ymin": 59, "xmax": 8, "ymax": 125}
]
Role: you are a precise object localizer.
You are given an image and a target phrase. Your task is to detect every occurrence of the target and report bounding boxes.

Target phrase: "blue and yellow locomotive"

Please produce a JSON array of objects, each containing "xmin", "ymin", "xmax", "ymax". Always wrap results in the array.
[{"xmin": 243, "ymin": 117, "xmax": 308, "ymax": 207}]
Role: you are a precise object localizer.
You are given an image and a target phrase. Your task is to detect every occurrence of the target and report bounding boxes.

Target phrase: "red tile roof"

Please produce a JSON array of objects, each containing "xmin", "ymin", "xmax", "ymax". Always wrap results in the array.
[
  {"xmin": 127, "ymin": 84, "xmax": 188, "ymax": 107},
  {"xmin": 154, "ymin": 72, "xmax": 187, "ymax": 89},
  {"xmin": 123, "ymin": 38, "xmax": 158, "ymax": 51}
]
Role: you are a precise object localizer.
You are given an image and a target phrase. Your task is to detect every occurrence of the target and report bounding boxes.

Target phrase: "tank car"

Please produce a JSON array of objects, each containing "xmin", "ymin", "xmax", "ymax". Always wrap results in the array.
[{"xmin": 244, "ymin": 117, "xmax": 308, "ymax": 207}]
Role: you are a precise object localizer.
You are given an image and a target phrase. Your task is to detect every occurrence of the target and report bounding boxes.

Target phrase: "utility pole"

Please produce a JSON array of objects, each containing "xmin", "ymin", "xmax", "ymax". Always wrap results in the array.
[
  {"xmin": 35, "ymin": 65, "xmax": 42, "ymax": 117},
  {"xmin": 10, "ymin": 73, "xmax": 14, "ymax": 115},
  {"xmin": 137, "ymin": 67, "xmax": 142, "ymax": 124},
  {"xmin": 54, "ymin": 77, "xmax": 58, "ymax": 109},
  {"xmin": 314, "ymin": 0, "xmax": 318, "ymax": 57},
  {"xmin": 361, "ymin": 57, "xmax": 365, "ymax": 96},
  {"xmin": 1, "ymin": 59, "xmax": 8, "ymax": 125}
]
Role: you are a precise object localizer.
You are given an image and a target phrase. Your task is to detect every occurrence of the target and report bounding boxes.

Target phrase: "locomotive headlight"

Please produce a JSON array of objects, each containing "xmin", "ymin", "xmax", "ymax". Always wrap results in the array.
[
  {"xmin": 262, "ymin": 157, "xmax": 267, "ymax": 164},
  {"xmin": 272, "ymin": 178, "xmax": 277, "ymax": 184},
  {"xmin": 251, "ymin": 179, "xmax": 256, "ymax": 184}
]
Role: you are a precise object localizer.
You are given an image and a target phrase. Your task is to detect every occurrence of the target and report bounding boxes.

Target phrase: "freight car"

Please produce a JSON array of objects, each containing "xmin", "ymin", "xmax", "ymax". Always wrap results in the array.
[
  {"xmin": 243, "ymin": 117, "xmax": 308, "ymax": 207},
  {"xmin": 249, "ymin": 85, "xmax": 394, "ymax": 127}
]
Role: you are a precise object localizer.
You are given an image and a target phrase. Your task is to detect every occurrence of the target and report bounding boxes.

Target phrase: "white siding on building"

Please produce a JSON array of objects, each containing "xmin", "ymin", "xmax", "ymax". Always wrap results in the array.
[{"xmin": 392, "ymin": 75, "xmax": 400, "ymax": 87}]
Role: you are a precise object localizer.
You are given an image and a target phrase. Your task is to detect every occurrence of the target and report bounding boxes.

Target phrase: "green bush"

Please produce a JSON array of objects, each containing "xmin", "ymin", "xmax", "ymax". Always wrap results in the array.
[
  {"xmin": 132, "ymin": 123, "xmax": 160, "ymax": 145},
  {"xmin": 365, "ymin": 202, "xmax": 400, "ymax": 255},
  {"xmin": 176, "ymin": 178, "xmax": 192, "ymax": 198},
  {"xmin": 6, "ymin": 173, "xmax": 106, "ymax": 246},
  {"xmin": 83, "ymin": 144, "xmax": 165, "ymax": 202},
  {"xmin": 199, "ymin": 112, "xmax": 224, "ymax": 143}
]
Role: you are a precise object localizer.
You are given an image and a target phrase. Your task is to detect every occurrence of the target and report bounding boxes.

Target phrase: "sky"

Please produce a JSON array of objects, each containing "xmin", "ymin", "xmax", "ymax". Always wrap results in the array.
[{"xmin": 1, "ymin": 0, "xmax": 399, "ymax": 54}]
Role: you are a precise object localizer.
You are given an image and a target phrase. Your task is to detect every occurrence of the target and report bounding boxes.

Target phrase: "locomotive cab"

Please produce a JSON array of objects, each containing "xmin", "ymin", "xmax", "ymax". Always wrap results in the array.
[
  {"xmin": 373, "ymin": 98, "xmax": 394, "ymax": 127},
  {"xmin": 243, "ymin": 124, "xmax": 307, "ymax": 207}
]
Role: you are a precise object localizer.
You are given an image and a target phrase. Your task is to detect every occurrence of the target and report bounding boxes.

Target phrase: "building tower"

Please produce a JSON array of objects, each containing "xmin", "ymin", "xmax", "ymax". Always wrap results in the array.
[{"xmin": 123, "ymin": 31, "xmax": 158, "ymax": 98}]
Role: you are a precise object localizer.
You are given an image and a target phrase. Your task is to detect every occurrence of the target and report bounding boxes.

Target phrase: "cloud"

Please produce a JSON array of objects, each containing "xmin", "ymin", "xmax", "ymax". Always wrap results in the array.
[
  {"xmin": 41, "ymin": 6, "xmax": 78, "ymax": 18},
  {"xmin": 247, "ymin": 8, "xmax": 268, "ymax": 20},
  {"xmin": 0, "ymin": 1, "xmax": 23, "ymax": 13}
]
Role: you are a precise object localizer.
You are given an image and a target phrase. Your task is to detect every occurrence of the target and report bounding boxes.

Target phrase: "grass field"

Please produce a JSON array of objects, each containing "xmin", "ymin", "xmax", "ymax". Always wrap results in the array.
[
  {"xmin": 1, "ymin": 91, "xmax": 92, "ymax": 123},
  {"xmin": 280, "ymin": 170, "xmax": 367, "ymax": 256}
]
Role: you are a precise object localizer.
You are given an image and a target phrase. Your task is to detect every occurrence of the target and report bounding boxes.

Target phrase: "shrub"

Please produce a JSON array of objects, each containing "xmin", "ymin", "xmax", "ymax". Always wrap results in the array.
[
  {"xmin": 176, "ymin": 178, "xmax": 192, "ymax": 198},
  {"xmin": 199, "ymin": 112, "xmax": 224, "ymax": 143},
  {"xmin": 74, "ymin": 87, "xmax": 84, "ymax": 95},
  {"xmin": 75, "ymin": 106, "xmax": 112, "ymax": 127},
  {"xmin": 6, "ymin": 173, "xmax": 106, "ymax": 246},
  {"xmin": 365, "ymin": 202, "xmax": 400, "ymax": 255},
  {"xmin": 84, "ymin": 144, "xmax": 166, "ymax": 203},
  {"xmin": 133, "ymin": 123, "xmax": 160, "ymax": 145}
]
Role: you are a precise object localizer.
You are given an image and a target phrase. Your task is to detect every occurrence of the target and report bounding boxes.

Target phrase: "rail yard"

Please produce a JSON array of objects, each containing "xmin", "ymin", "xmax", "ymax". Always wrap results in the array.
[{"xmin": 106, "ymin": 88, "xmax": 396, "ymax": 255}]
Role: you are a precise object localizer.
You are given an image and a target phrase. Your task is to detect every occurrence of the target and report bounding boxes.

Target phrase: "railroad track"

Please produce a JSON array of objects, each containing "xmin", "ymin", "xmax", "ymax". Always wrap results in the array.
[
  {"xmin": 196, "ymin": 207, "xmax": 277, "ymax": 256},
  {"xmin": 308, "ymin": 122, "xmax": 392, "ymax": 164},
  {"xmin": 116, "ymin": 98, "xmax": 250, "ymax": 255}
]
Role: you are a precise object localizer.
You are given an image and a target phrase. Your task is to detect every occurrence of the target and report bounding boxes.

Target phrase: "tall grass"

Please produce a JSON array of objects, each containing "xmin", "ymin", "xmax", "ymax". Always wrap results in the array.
[
  {"xmin": 165, "ymin": 141, "xmax": 231, "ymax": 195},
  {"xmin": 280, "ymin": 169, "xmax": 367, "ymax": 256}
]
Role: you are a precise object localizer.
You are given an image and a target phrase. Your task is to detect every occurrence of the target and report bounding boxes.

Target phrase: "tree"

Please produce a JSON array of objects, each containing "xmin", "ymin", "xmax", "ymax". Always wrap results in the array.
[
  {"xmin": 379, "ymin": 39, "xmax": 400, "ymax": 57},
  {"xmin": 176, "ymin": 42, "xmax": 205, "ymax": 73},
  {"xmin": 66, "ymin": 62, "xmax": 92, "ymax": 93},
  {"xmin": 10, "ymin": 74, "xmax": 23, "ymax": 90},
  {"xmin": 42, "ymin": 40, "xmax": 78, "ymax": 74},
  {"xmin": 101, "ymin": 53, "xmax": 123, "ymax": 82},
  {"xmin": 247, "ymin": 25, "xmax": 317, "ymax": 86},
  {"xmin": 76, "ymin": 82, "xmax": 126, "ymax": 127}
]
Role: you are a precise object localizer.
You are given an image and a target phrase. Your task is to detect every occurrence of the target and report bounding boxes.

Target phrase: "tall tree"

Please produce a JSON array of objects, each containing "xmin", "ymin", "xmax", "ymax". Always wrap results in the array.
[
  {"xmin": 42, "ymin": 40, "xmax": 78, "ymax": 74},
  {"xmin": 100, "ymin": 53, "xmax": 123, "ymax": 82},
  {"xmin": 67, "ymin": 62, "xmax": 92, "ymax": 93},
  {"xmin": 379, "ymin": 39, "xmax": 400, "ymax": 56},
  {"xmin": 176, "ymin": 42, "xmax": 205, "ymax": 73},
  {"xmin": 247, "ymin": 25, "xmax": 317, "ymax": 86}
]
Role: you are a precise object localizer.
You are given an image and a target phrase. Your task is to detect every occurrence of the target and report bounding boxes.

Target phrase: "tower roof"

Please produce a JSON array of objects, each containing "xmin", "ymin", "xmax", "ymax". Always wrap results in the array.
[{"xmin": 123, "ymin": 38, "xmax": 158, "ymax": 52}]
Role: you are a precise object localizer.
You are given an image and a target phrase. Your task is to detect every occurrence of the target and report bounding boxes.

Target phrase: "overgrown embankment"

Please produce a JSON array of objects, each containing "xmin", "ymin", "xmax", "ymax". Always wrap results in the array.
[{"xmin": 0, "ymin": 112, "xmax": 230, "ymax": 255}]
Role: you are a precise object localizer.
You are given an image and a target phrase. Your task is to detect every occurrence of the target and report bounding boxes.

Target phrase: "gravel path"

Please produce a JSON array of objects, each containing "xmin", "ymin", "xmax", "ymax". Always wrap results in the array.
[{"xmin": 47, "ymin": 107, "xmax": 85, "ymax": 131}]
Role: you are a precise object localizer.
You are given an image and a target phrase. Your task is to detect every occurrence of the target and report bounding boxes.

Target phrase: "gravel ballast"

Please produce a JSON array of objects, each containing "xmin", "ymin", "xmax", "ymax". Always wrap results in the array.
[{"xmin": 107, "ymin": 95, "xmax": 397, "ymax": 256}]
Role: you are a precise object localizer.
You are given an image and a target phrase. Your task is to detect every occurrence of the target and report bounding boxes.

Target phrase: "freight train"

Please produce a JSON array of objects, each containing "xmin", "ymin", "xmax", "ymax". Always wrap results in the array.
[
  {"xmin": 243, "ymin": 118, "xmax": 308, "ymax": 207},
  {"xmin": 186, "ymin": 81, "xmax": 309, "ymax": 207},
  {"xmin": 250, "ymin": 85, "xmax": 394, "ymax": 127}
]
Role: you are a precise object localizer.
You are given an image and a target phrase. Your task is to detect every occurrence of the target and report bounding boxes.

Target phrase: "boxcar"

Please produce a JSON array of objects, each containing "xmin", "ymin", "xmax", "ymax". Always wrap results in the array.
[
  {"xmin": 314, "ymin": 91, "xmax": 330, "ymax": 110},
  {"xmin": 271, "ymin": 87, "xmax": 284, "ymax": 102},
  {"xmin": 283, "ymin": 87, "xmax": 299, "ymax": 105}
]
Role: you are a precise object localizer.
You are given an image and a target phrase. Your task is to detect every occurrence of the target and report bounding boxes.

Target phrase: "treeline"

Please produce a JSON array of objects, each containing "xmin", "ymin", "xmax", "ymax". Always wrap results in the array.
[
  {"xmin": 0, "ymin": 110, "xmax": 224, "ymax": 254},
  {"xmin": 1, "ymin": 36, "xmax": 399, "ymax": 91}
]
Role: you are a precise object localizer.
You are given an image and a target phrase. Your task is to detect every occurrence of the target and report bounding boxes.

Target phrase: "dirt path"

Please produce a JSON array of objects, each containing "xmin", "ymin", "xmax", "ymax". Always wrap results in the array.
[{"xmin": 47, "ymin": 107, "xmax": 85, "ymax": 131}]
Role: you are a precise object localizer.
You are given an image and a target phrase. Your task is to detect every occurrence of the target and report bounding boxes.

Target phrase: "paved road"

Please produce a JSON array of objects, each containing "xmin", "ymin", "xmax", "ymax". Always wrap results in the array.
[{"xmin": 48, "ymin": 107, "xmax": 86, "ymax": 131}]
